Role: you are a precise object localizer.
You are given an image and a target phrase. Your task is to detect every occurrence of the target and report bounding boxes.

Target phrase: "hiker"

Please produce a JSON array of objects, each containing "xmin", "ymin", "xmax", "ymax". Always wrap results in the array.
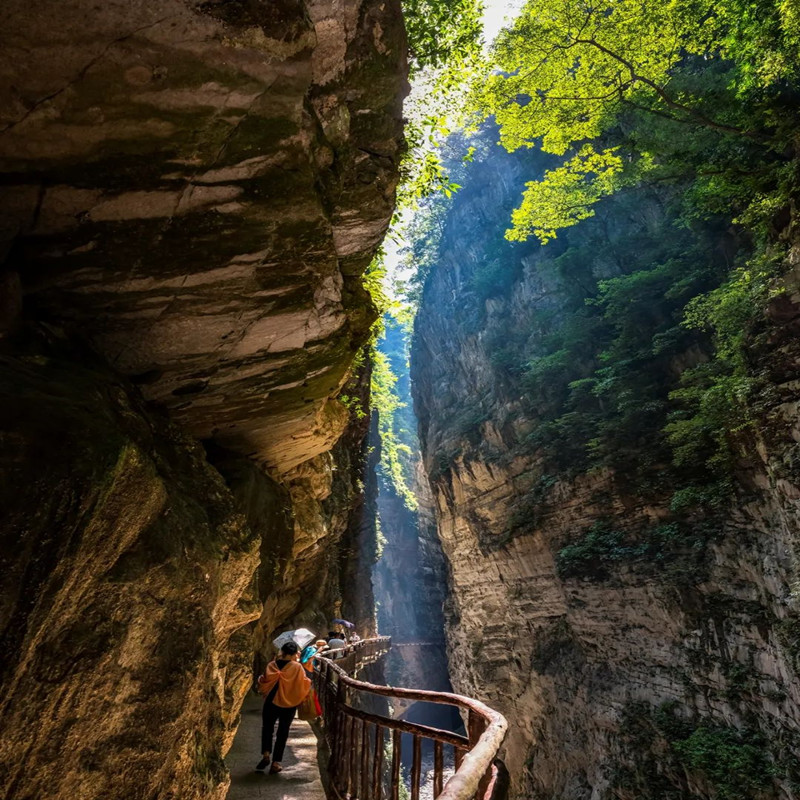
[
  {"xmin": 326, "ymin": 630, "xmax": 346, "ymax": 658},
  {"xmin": 299, "ymin": 644, "xmax": 314, "ymax": 673},
  {"xmin": 299, "ymin": 640, "xmax": 324, "ymax": 675},
  {"xmin": 255, "ymin": 641, "xmax": 311, "ymax": 774},
  {"xmin": 326, "ymin": 630, "xmax": 346, "ymax": 649},
  {"xmin": 301, "ymin": 639, "xmax": 330, "ymax": 672},
  {"xmin": 298, "ymin": 640, "xmax": 326, "ymax": 719}
]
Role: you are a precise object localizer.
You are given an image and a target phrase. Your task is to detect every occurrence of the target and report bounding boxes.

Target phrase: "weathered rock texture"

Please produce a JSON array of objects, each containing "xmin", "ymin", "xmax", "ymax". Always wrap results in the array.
[
  {"xmin": 0, "ymin": 335, "xmax": 261, "ymax": 800},
  {"xmin": 412, "ymin": 139, "xmax": 800, "ymax": 798},
  {"xmin": 0, "ymin": 0, "xmax": 405, "ymax": 473},
  {"xmin": 0, "ymin": 2, "xmax": 405, "ymax": 798}
]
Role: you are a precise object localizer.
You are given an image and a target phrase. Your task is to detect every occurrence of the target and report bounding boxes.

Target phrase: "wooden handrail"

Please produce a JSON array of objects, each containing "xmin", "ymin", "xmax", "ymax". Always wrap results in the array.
[{"xmin": 313, "ymin": 637, "xmax": 508, "ymax": 800}]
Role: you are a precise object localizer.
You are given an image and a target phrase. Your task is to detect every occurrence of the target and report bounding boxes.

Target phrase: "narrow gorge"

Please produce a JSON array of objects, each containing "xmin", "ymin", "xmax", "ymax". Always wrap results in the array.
[
  {"xmin": 2, "ymin": 2, "xmax": 800, "ymax": 800},
  {"xmin": 411, "ymin": 129, "xmax": 800, "ymax": 798}
]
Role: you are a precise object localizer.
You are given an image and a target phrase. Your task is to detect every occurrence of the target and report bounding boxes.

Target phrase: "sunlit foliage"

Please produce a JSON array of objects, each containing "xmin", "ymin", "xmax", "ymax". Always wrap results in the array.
[
  {"xmin": 371, "ymin": 317, "xmax": 418, "ymax": 510},
  {"xmin": 475, "ymin": 0, "xmax": 800, "ymax": 241},
  {"xmin": 397, "ymin": 0, "xmax": 485, "ymax": 207},
  {"xmin": 395, "ymin": 0, "xmax": 799, "ymax": 523},
  {"xmin": 403, "ymin": 0, "xmax": 484, "ymax": 75},
  {"xmin": 508, "ymin": 145, "xmax": 625, "ymax": 242}
]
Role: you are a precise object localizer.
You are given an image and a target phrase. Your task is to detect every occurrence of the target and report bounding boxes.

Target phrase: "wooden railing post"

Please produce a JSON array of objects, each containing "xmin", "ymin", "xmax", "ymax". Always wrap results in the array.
[
  {"xmin": 391, "ymin": 728, "xmax": 402, "ymax": 800},
  {"xmin": 411, "ymin": 734, "xmax": 422, "ymax": 800},
  {"xmin": 361, "ymin": 719, "xmax": 370, "ymax": 800},
  {"xmin": 467, "ymin": 712, "xmax": 491, "ymax": 800},
  {"xmin": 434, "ymin": 740, "xmax": 444, "ymax": 797},
  {"xmin": 332, "ymin": 675, "xmax": 348, "ymax": 796},
  {"xmin": 372, "ymin": 724, "xmax": 384, "ymax": 800}
]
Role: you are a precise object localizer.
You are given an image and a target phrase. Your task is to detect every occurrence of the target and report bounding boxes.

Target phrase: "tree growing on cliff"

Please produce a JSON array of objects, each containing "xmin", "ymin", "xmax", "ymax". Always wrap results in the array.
[
  {"xmin": 460, "ymin": 0, "xmax": 800, "ymax": 502},
  {"xmin": 403, "ymin": 0, "xmax": 484, "ymax": 74},
  {"xmin": 396, "ymin": 0, "xmax": 486, "ymax": 207},
  {"xmin": 474, "ymin": 0, "xmax": 799, "ymax": 242}
]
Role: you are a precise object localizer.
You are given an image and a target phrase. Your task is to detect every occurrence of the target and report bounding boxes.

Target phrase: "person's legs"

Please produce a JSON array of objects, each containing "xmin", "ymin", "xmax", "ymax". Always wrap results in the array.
[
  {"xmin": 271, "ymin": 705, "xmax": 297, "ymax": 763},
  {"xmin": 258, "ymin": 702, "xmax": 279, "ymax": 768}
]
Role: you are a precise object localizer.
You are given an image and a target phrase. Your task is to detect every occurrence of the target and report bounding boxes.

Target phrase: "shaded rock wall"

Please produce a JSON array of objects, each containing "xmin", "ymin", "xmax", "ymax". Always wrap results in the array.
[
  {"xmin": 412, "ymin": 140, "xmax": 800, "ymax": 798},
  {"xmin": 0, "ymin": 1, "xmax": 406, "ymax": 798},
  {"xmin": 0, "ymin": 334, "xmax": 260, "ymax": 800},
  {"xmin": 1, "ymin": 0, "xmax": 405, "ymax": 474}
]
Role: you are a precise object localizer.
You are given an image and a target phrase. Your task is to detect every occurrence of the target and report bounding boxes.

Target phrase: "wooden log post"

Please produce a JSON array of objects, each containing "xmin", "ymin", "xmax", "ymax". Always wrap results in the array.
[
  {"xmin": 434, "ymin": 740, "xmax": 444, "ymax": 798},
  {"xmin": 411, "ymin": 734, "xmax": 422, "ymax": 800},
  {"xmin": 361, "ymin": 719, "xmax": 370, "ymax": 800},
  {"xmin": 372, "ymin": 725, "xmax": 384, "ymax": 800},
  {"xmin": 391, "ymin": 729, "xmax": 402, "ymax": 800}
]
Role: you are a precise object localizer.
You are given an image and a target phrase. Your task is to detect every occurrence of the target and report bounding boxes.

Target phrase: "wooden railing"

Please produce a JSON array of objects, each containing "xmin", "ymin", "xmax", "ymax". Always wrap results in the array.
[{"xmin": 313, "ymin": 637, "xmax": 508, "ymax": 800}]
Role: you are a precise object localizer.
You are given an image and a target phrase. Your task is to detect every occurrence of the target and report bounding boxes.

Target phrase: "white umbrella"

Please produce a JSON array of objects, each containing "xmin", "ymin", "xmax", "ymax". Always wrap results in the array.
[{"xmin": 272, "ymin": 628, "xmax": 316, "ymax": 650}]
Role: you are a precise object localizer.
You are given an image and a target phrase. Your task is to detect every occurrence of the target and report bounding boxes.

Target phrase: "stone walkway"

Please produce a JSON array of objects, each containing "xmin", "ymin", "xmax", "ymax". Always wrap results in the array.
[{"xmin": 226, "ymin": 693, "xmax": 325, "ymax": 800}]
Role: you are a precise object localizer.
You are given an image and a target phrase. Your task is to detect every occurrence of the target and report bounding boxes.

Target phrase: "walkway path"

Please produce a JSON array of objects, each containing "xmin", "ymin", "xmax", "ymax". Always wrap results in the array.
[{"xmin": 226, "ymin": 693, "xmax": 325, "ymax": 800}]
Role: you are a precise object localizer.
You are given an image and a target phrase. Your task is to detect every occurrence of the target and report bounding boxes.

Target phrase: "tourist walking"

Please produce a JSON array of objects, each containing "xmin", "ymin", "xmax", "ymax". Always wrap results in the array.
[
  {"xmin": 298, "ymin": 640, "xmax": 326, "ymax": 720},
  {"xmin": 255, "ymin": 641, "xmax": 311, "ymax": 773}
]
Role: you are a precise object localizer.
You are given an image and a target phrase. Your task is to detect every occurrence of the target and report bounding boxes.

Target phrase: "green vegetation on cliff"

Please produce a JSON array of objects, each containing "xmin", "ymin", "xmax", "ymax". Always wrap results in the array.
[
  {"xmin": 406, "ymin": 0, "xmax": 800, "ymax": 514},
  {"xmin": 476, "ymin": 0, "xmax": 799, "ymax": 244},
  {"xmin": 614, "ymin": 701, "xmax": 797, "ymax": 798},
  {"xmin": 468, "ymin": 0, "xmax": 800, "ymax": 502},
  {"xmin": 403, "ymin": 4, "xmax": 800, "ymax": 797},
  {"xmin": 402, "ymin": 0, "xmax": 483, "ymax": 74},
  {"xmin": 370, "ymin": 315, "xmax": 419, "ymax": 510},
  {"xmin": 395, "ymin": 0, "xmax": 485, "ymax": 205}
]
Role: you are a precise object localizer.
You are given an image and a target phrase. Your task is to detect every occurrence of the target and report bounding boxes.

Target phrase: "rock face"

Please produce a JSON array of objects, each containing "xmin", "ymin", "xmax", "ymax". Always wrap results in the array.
[
  {"xmin": 0, "ymin": 2, "xmax": 405, "ymax": 799},
  {"xmin": 0, "ymin": 0, "xmax": 405, "ymax": 473},
  {"xmin": 412, "ymin": 137, "xmax": 800, "ymax": 798},
  {"xmin": 0, "ymin": 337, "xmax": 261, "ymax": 800}
]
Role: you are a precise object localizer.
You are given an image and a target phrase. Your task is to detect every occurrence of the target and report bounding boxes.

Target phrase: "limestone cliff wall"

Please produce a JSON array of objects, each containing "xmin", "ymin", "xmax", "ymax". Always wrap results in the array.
[
  {"xmin": 0, "ymin": 335, "xmax": 262, "ymax": 799},
  {"xmin": 0, "ymin": 1, "xmax": 406, "ymax": 798},
  {"xmin": 412, "ymin": 141, "xmax": 800, "ymax": 799},
  {"xmin": 0, "ymin": 0, "xmax": 405, "ymax": 474}
]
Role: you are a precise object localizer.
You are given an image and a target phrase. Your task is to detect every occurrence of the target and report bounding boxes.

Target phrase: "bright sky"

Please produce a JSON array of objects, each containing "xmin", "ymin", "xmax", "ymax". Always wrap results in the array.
[{"xmin": 481, "ymin": 0, "xmax": 526, "ymax": 45}]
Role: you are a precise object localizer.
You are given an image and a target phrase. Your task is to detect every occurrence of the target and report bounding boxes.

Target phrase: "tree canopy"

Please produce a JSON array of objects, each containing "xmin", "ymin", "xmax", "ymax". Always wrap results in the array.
[
  {"xmin": 403, "ymin": 0, "xmax": 484, "ymax": 74},
  {"xmin": 474, "ymin": 0, "xmax": 800, "ymax": 242},
  {"xmin": 400, "ymin": 0, "xmax": 800, "ymax": 518}
]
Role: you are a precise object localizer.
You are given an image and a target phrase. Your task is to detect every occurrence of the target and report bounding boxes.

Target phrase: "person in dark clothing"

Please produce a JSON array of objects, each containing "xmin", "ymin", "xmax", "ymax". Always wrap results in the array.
[{"xmin": 255, "ymin": 640, "xmax": 311, "ymax": 773}]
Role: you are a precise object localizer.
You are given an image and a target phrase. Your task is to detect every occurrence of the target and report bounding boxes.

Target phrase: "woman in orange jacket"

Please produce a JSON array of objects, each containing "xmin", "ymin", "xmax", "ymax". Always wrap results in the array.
[{"xmin": 255, "ymin": 641, "xmax": 311, "ymax": 773}]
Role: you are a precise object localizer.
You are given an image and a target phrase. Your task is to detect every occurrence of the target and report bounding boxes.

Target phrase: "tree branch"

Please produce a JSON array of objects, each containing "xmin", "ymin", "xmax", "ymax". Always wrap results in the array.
[{"xmin": 573, "ymin": 36, "xmax": 765, "ymax": 142}]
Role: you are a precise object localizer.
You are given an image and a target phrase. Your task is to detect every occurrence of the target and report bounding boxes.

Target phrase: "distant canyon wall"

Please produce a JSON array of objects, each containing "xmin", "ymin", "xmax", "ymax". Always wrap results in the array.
[
  {"xmin": 0, "ymin": 2, "xmax": 406, "ymax": 798},
  {"xmin": 372, "ymin": 318, "xmax": 454, "ymax": 718}
]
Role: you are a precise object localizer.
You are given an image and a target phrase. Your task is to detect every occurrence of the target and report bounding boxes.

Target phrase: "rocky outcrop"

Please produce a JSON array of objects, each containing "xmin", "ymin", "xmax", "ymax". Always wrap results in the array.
[
  {"xmin": 412, "ymin": 137, "xmax": 800, "ymax": 798},
  {"xmin": 0, "ymin": 2, "xmax": 405, "ymax": 798},
  {"xmin": 0, "ymin": 334, "xmax": 261, "ymax": 800},
  {"xmin": 1, "ymin": 0, "xmax": 405, "ymax": 474}
]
